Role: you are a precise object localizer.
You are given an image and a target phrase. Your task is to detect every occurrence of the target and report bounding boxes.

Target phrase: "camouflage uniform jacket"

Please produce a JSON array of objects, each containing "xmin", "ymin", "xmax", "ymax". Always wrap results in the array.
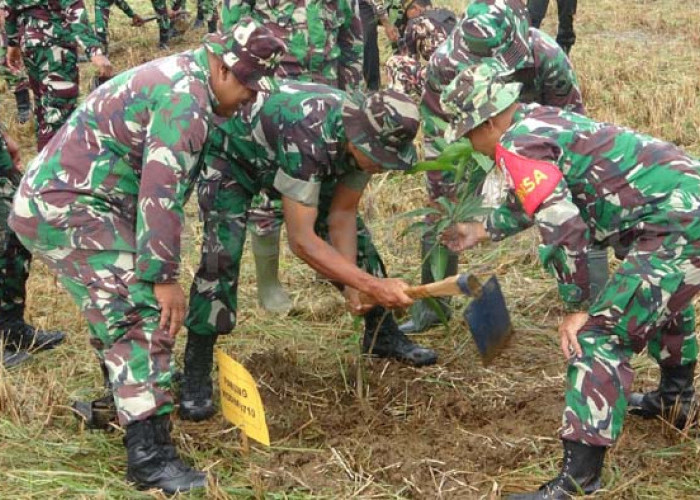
[
  {"xmin": 422, "ymin": 27, "xmax": 583, "ymax": 155},
  {"xmin": 486, "ymin": 103, "xmax": 700, "ymax": 311},
  {"xmin": 5, "ymin": 0, "xmax": 103, "ymax": 56},
  {"xmin": 204, "ymin": 81, "xmax": 370, "ymax": 204},
  {"xmin": 221, "ymin": 0, "xmax": 363, "ymax": 90},
  {"xmin": 403, "ymin": 8, "xmax": 456, "ymax": 62},
  {"xmin": 10, "ymin": 48, "xmax": 215, "ymax": 283}
]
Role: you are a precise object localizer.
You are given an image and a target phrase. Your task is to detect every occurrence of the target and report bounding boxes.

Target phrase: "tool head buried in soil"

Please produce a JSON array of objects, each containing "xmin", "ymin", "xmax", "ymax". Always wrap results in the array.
[{"xmin": 362, "ymin": 273, "xmax": 513, "ymax": 365}]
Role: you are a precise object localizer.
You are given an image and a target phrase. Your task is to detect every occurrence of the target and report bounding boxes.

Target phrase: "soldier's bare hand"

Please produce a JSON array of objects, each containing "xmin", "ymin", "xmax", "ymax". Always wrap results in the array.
[
  {"xmin": 3, "ymin": 133, "xmax": 22, "ymax": 168},
  {"xmin": 441, "ymin": 221, "xmax": 487, "ymax": 252},
  {"xmin": 343, "ymin": 287, "xmax": 373, "ymax": 315},
  {"xmin": 7, "ymin": 46, "xmax": 22, "ymax": 72},
  {"xmin": 383, "ymin": 24, "xmax": 399, "ymax": 43},
  {"xmin": 559, "ymin": 311, "xmax": 588, "ymax": 360},
  {"xmin": 366, "ymin": 278, "xmax": 413, "ymax": 309},
  {"xmin": 132, "ymin": 14, "xmax": 145, "ymax": 26},
  {"xmin": 154, "ymin": 282, "xmax": 187, "ymax": 337},
  {"xmin": 91, "ymin": 54, "xmax": 113, "ymax": 78}
]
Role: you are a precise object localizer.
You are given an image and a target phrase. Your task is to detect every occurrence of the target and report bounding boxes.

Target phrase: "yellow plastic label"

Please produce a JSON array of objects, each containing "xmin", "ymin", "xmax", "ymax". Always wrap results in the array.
[{"xmin": 216, "ymin": 349, "xmax": 270, "ymax": 446}]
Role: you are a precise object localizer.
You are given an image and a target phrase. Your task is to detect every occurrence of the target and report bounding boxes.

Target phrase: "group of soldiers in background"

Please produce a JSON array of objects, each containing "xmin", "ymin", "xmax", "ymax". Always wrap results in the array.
[{"xmin": 4, "ymin": 0, "xmax": 700, "ymax": 499}]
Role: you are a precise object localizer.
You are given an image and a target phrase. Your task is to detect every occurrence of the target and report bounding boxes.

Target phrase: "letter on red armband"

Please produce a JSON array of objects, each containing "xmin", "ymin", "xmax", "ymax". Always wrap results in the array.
[{"xmin": 495, "ymin": 144, "xmax": 563, "ymax": 216}]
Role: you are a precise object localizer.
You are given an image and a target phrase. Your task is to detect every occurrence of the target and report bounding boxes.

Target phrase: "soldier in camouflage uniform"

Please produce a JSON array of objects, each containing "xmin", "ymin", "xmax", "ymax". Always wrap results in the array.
[
  {"xmin": 4, "ymin": 0, "xmax": 112, "ymax": 151},
  {"xmin": 441, "ymin": 65, "xmax": 700, "ymax": 499},
  {"xmin": 9, "ymin": 20, "xmax": 285, "ymax": 492},
  {"xmin": 0, "ymin": 6, "xmax": 31, "ymax": 123},
  {"xmin": 0, "ymin": 126, "xmax": 64, "ymax": 369},
  {"xmin": 221, "ymin": 0, "xmax": 364, "ymax": 315},
  {"xmin": 385, "ymin": 0, "xmax": 456, "ymax": 99},
  {"xmin": 93, "ymin": 0, "xmax": 145, "ymax": 54},
  {"xmin": 528, "ymin": 0, "xmax": 576, "ymax": 54},
  {"xmin": 178, "ymin": 85, "xmax": 438, "ymax": 422},
  {"xmin": 173, "ymin": 0, "xmax": 218, "ymax": 33},
  {"xmin": 401, "ymin": 0, "xmax": 591, "ymax": 333}
]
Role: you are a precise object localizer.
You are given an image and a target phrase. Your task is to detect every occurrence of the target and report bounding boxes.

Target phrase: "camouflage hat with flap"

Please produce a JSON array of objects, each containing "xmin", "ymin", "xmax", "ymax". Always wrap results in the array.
[
  {"xmin": 204, "ymin": 17, "xmax": 286, "ymax": 92},
  {"xmin": 455, "ymin": 0, "xmax": 532, "ymax": 71},
  {"xmin": 442, "ymin": 59, "xmax": 521, "ymax": 143},
  {"xmin": 342, "ymin": 90, "xmax": 420, "ymax": 171}
]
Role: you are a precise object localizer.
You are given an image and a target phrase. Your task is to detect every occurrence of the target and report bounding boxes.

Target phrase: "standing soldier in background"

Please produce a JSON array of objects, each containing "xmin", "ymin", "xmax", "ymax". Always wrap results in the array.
[
  {"xmin": 218, "ymin": 0, "xmax": 363, "ymax": 317},
  {"xmin": 402, "ymin": 0, "xmax": 590, "ymax": 333},
  {"xmin": 93, "ymin": 0, "xmax": 145, "ymax": 55},
  {"xmin": 528, "ymin": 0, "xmax": 576, "ymax": 54},
  {"xmin": 0, "ymin": 125, "xmax": 64, "ymax": 369},
  {"xmin": 173, "ymin": 0, "xmax": 218, "ymax": 33},
  {"xmin": 4, "ymin": 0, "xmax": 113, "ymax": 151},
  {"xmin": 0, "ymin": 5, "xmax": 31, "ymax": 123},
  {"xmin": 358, "ymin": 0, "xmax": 398, "ymax": 91},
  {"xmin": 179, "ymin": 84, "xmax": 438, "ymax": 422},
  {"xmin": 9, "ymin": 20, "xmax": 285, "ymax": 493}
]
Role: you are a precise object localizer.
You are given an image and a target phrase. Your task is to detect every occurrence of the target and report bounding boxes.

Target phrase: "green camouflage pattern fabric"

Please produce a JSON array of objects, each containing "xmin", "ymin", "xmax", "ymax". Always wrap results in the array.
[
  {"xmin": 485, "ymin": 103, "xmax": 700, "ymax": 446},
  {"xmin": 5, "ymin": 0, "xmax": 104, "ymax": 150},
  {"xmin": 421, "ymin": 0, "xmax": 582, "ymax": 199},
  {"xmin": 0, "ymin": 131, "xmax": 31, "ymax": 321},
  {"xmin": 172, "ymin": 0, "xmax": 219, "ymax": 27},
  {"xmin": 441, "ymin": 59, "xmax": 521, "ymax": 141},
  {"xmin": 0, "ymin": 18, "xmax": 29, "ymax": 93},
  {"xmin": 93, "ymin": 0, "xmax": 138, "ymax": 52},
  {"xmin": 221, "ymin": 0, "xmax": 363, "ymax": 90},
  {"xmin": 186, "ymin": 81, "xmax": 388, "ymax": 336},
  {"xmin": 9, "ymin": 48, "xmax": 219, "ymax": 424}
]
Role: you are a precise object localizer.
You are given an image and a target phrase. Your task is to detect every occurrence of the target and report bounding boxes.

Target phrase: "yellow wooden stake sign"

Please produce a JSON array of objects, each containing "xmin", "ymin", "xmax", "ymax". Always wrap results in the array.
[{"xmin": 216, "ymin": 349, "xmax": 270, "ymax": 447}]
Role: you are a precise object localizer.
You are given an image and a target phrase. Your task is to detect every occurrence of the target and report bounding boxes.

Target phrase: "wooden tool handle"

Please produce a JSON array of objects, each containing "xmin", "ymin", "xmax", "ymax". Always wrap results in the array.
[{"xmin": 359, "ymin": 273, "xmax": 482, "ymax": 306}]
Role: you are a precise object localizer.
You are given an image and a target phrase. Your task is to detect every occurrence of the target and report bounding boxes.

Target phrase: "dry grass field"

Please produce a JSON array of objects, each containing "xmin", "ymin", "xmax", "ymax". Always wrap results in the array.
[{"xmin": 1, "ymin": 0, "xmax": 700, "ymax": 497}]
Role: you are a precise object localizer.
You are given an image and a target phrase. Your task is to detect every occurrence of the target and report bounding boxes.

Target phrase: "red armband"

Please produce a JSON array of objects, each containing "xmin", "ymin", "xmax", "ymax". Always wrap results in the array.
[{"xmin": 495, "ymin": 144, "xmax": 563, "ymax": 216}]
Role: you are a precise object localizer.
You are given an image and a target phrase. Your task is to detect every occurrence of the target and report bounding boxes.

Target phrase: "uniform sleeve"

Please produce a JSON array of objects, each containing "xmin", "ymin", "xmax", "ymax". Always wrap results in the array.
[
  {"xmin": 62, "ymin": 0, "xmax": 104, "ymax": 57},
  {"xmin": 135, "ymin": 95, "xmax": 208, "ymax": 283},
  {"xmin": 221, "ymin": 0, "xmax": 250, "ymax": 29},
  {"xmin": 337, "ymin": 0, "xmax": 365, "ymax": 91},
  {"xmin": 533, "ymin": 29, "xmax": 585, "ymax": 115},
  {"xmin": 113, "ymin": 0, "xmax": 136, "ymax": 18},
  {"xmin": 485, "ymin": 191, "xmax": 534, "ymax": 240}
]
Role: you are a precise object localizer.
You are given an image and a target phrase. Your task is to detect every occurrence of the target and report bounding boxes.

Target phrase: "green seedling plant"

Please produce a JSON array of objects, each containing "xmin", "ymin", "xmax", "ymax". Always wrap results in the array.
[{"xmin": 401, "ymin": 139, "xmax": 493, "ymax": 326}]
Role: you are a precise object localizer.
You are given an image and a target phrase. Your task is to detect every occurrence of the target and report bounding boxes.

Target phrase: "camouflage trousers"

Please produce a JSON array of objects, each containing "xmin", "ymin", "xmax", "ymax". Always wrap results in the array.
[
  {"xmin": 23, "ymin": 44, "xmax": 79, "ymax": 151},
  {"xmin": 0, "ymin": 31, "xmax": 29, "ymax": 93},
  {"xmin": 0, "ymin": 135, "xmax": 30, "ymax": 321},
  {"xmin": 14, "ymin": 238, "xmax": 175, "ymax": 426},
  {"xmin": 185, "ymin": 174, "xmax": 386, "ymax": 336},
  {"xmin": 151, "ymin": 0, "xmax": 171, "ymax": 41},
  {"xmin": 172, "ymin": 0, "xmax": 219, "ymax": 23},
  {"xmin": 94, "ymin": 0, "xmax": 135, "ymax": 52},
  {"xmin": 562, "ymin": 239, "xmax": 700, "ymax": 447},
  {"xmin": 247, "ymin": 191, "xmax": 283, "ymax": 237},
  {"xmin": 385, "ymin": 55, "xmax": 425, "ymax": 102}
]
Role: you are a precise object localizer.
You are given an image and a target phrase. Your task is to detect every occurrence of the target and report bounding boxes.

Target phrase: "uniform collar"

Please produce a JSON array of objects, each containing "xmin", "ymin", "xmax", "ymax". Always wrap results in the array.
[{"xmin": 192, "ymin": 47, "xmax": 220, "ymax": 111}]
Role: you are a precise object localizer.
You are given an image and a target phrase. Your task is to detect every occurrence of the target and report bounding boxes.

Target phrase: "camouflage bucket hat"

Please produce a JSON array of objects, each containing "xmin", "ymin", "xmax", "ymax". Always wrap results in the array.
[
  {"xmin": 441, "ymin": 60, "xmax": 522, "ymax": 143},
  {"xmin": 457, "ymin": 0, "xmax": 532, "ymax": 71},
  {"xmin": 342, "ymin": 90, "xmax": 420, "ymax": 171},
  {"xmin": 204, "ymin": 17, "xmax": 286, "ymax": 92}
]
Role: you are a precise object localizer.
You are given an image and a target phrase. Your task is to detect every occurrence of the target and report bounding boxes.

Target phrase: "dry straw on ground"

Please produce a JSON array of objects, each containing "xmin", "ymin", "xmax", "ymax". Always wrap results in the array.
[{"xmin": 1, "ymin": 0, "xmax": 700, "ymax": 497}]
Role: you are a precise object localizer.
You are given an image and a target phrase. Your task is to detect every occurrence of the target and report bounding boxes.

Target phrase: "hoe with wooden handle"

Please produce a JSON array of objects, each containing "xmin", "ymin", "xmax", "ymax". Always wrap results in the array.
[{"xmin": 363, "ymin": 273, "xmax": 513, "ymax": 366}]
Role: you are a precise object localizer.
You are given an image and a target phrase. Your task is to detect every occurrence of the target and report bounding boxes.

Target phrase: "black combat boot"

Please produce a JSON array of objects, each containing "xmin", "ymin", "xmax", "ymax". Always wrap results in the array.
[
  {"xmin": 399, "ymin": 234, "xmax": 458, "ymax": 333},
  {"xmin": 508, "ymin": 441, "xmax": 606, "ymax": 499},
  {"xmin": 124, "ymin": 415, "xmax": 207, "ymax": 493},
  {"xmin": 207, "ymin": 18, "xmax": 218, "ymax": 33},
  {"xmin": 628, "ymin": 361, "xmax": 697, "ymax": 428},
  {"xmin": 363, "ymin": 306, "xmax": 438, "ymax": 367},
  {"xmin": 1, "ymin": 349, "xmax": 30, "ymax": 369},
  {"xmin": 0, "ymin": 319, "xmax": 65, "ymax": 353},
  {"xmin": 14, "ymin": 88, "xmax": 32, "ymax": 124},
  {"xmin": 193, "ymin": 8, "xmax": 204, "ymax": 28},
  {"xmin": 158, "ymin": 28, "xmax": 170, "ymax": 50},
  {"xmin": 179, "ymin": 332, "xmax": 218, "ymax": 421}
]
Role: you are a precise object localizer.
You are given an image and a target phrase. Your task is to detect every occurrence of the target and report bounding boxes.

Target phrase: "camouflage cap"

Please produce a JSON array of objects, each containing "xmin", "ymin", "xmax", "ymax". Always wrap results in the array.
[
  {"xmin": 342, "ymin": 90, "xmax": 420, "ymax": 171},
  {"xmin": 455, "ymin": 0, "xmax": 532, "ymax": 71},
  {"xmin": 442, "ymin": 60, "xmax": 522, "ymax": 143},
  {"xmin": 204, "ymin": 17, "xmax": 286, "ymax": 92}
]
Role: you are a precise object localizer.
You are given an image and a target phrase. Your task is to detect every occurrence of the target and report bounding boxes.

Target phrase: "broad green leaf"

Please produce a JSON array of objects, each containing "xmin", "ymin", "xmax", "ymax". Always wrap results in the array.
[{"xmin": 430, "ymin": 244, "xmax": 450, "ymax": 281}]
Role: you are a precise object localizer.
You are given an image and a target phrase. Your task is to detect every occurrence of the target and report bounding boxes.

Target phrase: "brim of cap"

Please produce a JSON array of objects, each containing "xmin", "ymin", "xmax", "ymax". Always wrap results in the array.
[
  {"xmin": 342, "ymin": 101, "xmax": 416, "ymax": 171},
  {"xmin": 499, "ymin": 34, "xmax": 533, "ymax": 71},
  {"xmin": 444, "ymin": 82, "xmax": 522, "ymax": 143}
]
